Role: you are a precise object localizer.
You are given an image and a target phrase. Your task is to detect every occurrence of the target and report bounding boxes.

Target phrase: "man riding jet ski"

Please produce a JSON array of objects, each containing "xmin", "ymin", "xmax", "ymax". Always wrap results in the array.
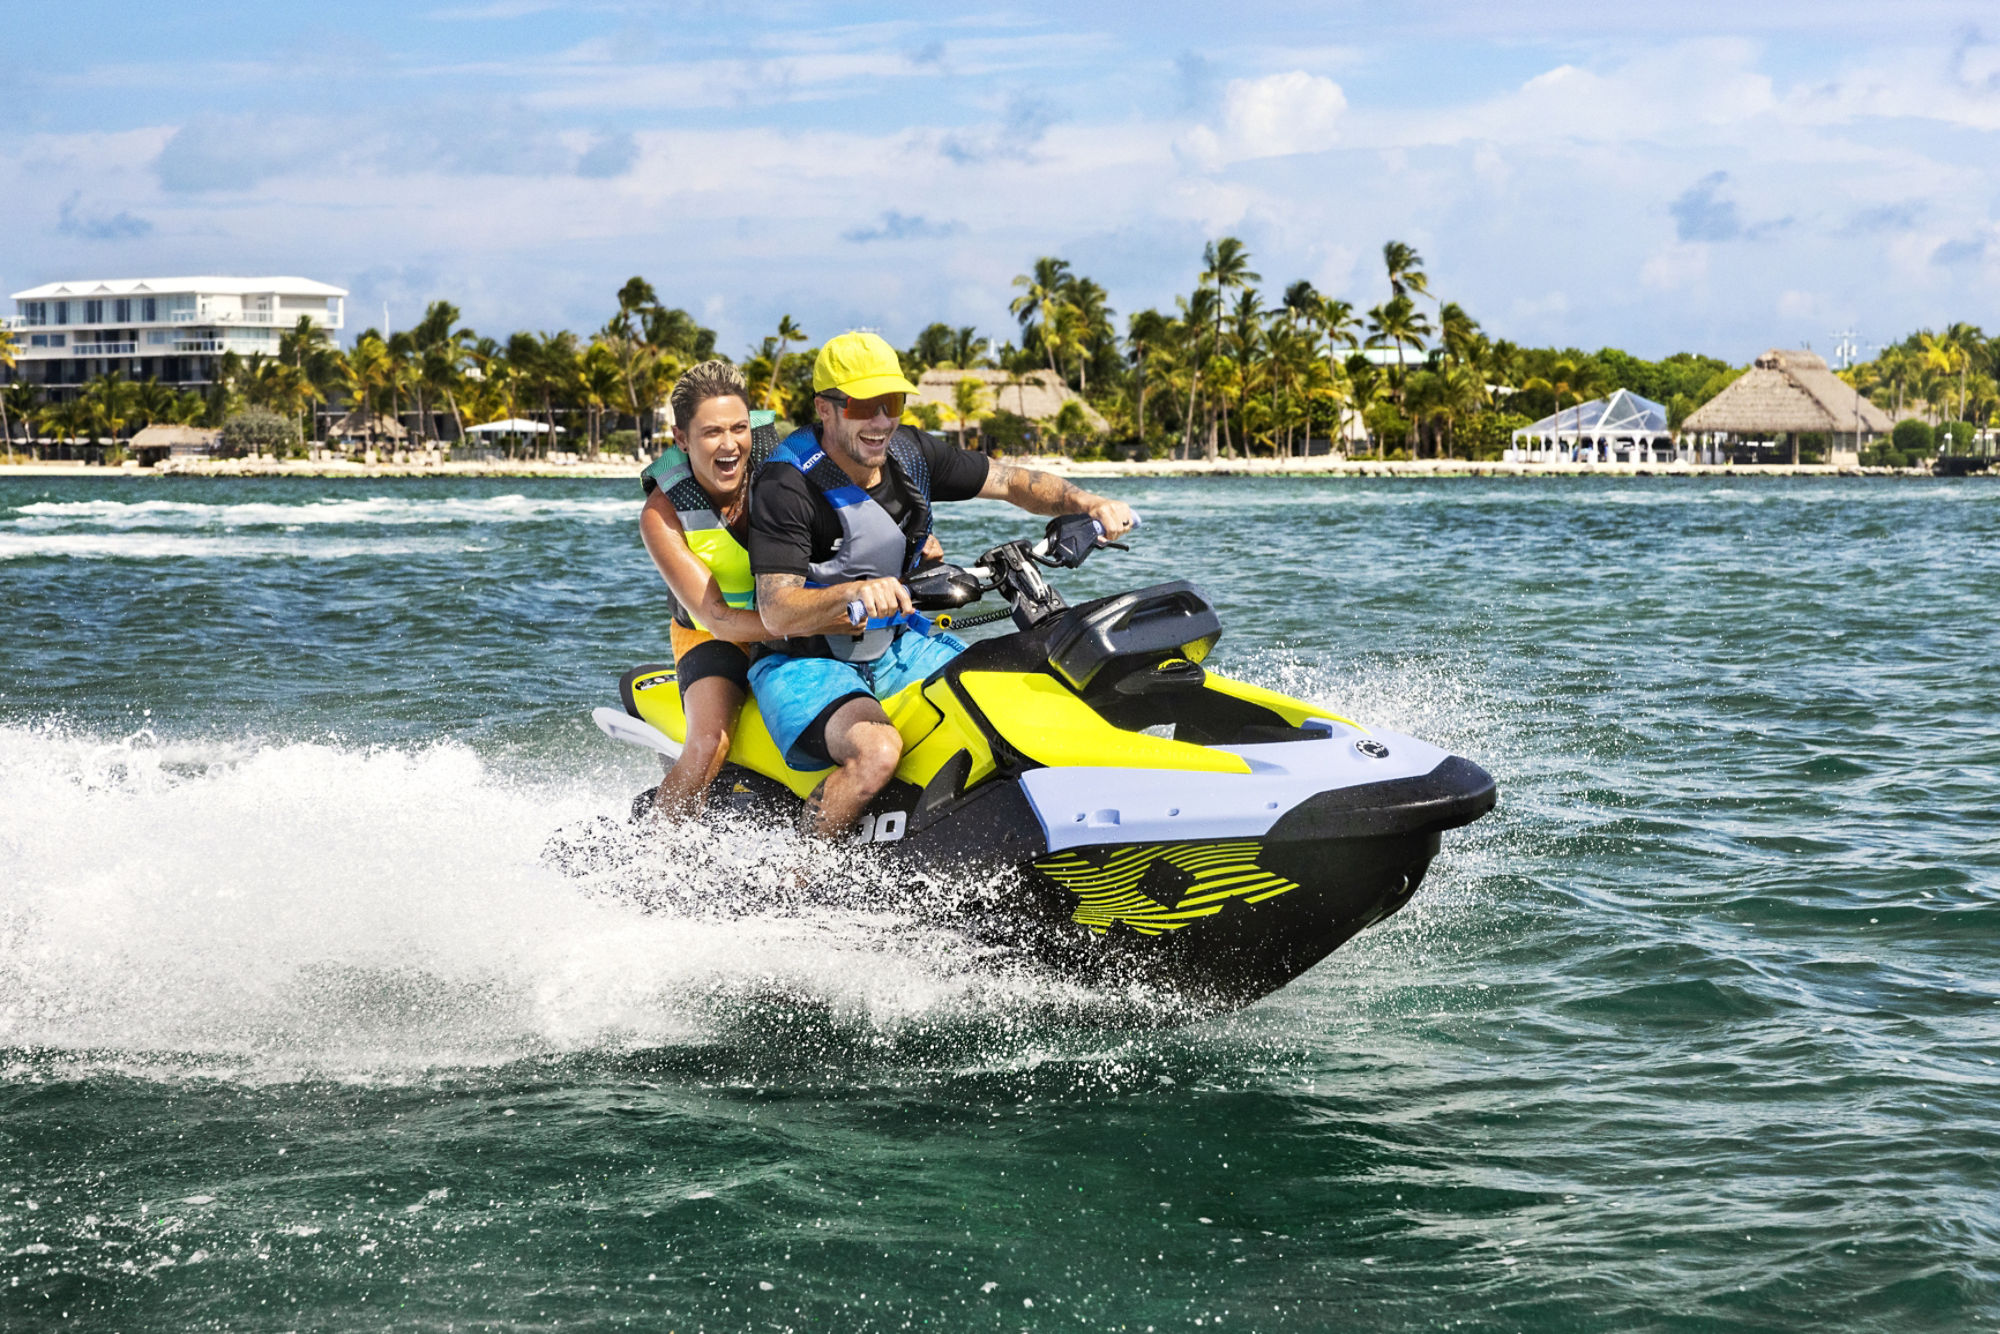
[
  {"xmin": 742, "ymin": 331, "xmax": 1137, "ymax": 840},
  {"xmin": 584, "ymin": 334, "xmax": 1496, "ymax": 1011}
]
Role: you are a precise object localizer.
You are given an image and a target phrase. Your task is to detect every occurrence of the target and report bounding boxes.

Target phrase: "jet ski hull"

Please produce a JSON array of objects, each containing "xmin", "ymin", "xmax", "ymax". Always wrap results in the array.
[{"xmin": 591, "ymin": 580, "xmax": 1497, "ymax": 1015}]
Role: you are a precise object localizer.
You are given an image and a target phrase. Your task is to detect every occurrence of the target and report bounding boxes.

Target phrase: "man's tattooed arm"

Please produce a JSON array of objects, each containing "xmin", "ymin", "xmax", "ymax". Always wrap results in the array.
[
  {"xmin": 979, "ymin": 458, "xmax": 1086, "ymax": 514},
  {"xmin": 977, "ymin": 457, "xmax": 1137, "ymax": 537}
]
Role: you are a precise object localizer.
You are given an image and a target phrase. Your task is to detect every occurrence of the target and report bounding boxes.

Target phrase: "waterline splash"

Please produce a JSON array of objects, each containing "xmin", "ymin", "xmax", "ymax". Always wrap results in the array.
[{"xmin": 0, "ymin": 724, "xmax": 1112, "ymax": 1072}]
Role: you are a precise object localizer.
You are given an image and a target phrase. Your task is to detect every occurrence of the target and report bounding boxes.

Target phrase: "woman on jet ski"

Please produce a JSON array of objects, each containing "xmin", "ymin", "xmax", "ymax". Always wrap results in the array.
[
  {"xmin": 638, "ymin": 359, "xmax": 943, "ymax": 818},
  {"xmin": 636, "ymin": 360, "xmax": 777, "ymax": 818}
]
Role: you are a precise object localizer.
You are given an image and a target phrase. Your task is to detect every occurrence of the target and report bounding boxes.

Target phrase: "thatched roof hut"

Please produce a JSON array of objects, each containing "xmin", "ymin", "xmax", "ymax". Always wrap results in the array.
[
  {"xmin": 914, "ymin": 368, "xmax": 1108, "ymax": 434},
  {"xmin": 129, "ymin": 424, "xmax": 221, "ymax": 454},
  {"xmin": 1682, "ymin": 350, "xmax": 1892, "ymax": 437},
  {"xmin": 328, "ymin": 411, "xmax": 409, "ymax": 442}
]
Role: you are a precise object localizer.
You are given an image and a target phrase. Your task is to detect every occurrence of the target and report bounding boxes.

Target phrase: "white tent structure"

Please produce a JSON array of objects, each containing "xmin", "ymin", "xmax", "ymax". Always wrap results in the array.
[
  {"xmin": 465, "ymin": 418, "xmax": 564, "ymax": 436},
  {"xmin": 1506, "ymin": 389, "xmax": 1674, "ymax": 464}
]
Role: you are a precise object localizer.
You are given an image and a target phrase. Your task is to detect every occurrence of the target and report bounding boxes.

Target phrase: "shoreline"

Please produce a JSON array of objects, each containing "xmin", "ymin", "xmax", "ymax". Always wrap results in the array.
[{"xmin": 0, "ymin": 456, "xmax": 1967, "ymax": 481}]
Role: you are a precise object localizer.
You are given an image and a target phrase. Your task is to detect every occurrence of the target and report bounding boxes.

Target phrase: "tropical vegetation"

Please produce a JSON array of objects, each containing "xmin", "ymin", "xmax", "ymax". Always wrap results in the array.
[{"xmin": 3, "ymin": 242, "xmax": 1994, "ymax": 464}]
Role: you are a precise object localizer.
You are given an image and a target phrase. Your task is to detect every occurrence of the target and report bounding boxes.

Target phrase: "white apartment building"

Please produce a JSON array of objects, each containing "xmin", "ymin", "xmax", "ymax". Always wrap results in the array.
[{"xmin": 5, "ymin": 276, "xmax": 346, "ymax": 399}]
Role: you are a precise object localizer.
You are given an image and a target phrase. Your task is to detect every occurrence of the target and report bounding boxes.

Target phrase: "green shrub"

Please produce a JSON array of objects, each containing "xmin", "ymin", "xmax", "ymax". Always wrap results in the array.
[
  {"xmin": 1363, "ymin": 403, "xmax": 1410, "ymax": 452},
  {"xmin": 1891, "ymin": 419, "xmax": 1934, "ymax": 457},
  {"xmin": 982, "ymin": 409, "xmax": 1033, "ymax": 456},
  {"xmin": 602, "ymin": 429, "xmax": 640, "ymax": 458},
  {"xmin": 1459, "ymin": 410, "xmax": 1531, "ymax": 461},
  {"xmin": 1939, "ymin": 421, "xmax": 1975, "ymax": 453},
  {"xmin": 220, "ymin": 407, "xmax": 299, "ymax": 459}
]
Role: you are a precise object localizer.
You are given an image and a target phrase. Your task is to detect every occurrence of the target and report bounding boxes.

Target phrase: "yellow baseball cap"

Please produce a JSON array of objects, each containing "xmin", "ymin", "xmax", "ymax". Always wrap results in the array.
[{"xmin": 812, "ymin": 331, "xmax": 920, "ymax": 398}]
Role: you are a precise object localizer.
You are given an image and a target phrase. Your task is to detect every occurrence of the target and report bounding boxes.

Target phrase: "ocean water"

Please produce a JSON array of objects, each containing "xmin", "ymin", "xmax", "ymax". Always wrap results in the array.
[{"xmin": 1, "ymin": 473, "xmax": 1995, "ymax": 1332}]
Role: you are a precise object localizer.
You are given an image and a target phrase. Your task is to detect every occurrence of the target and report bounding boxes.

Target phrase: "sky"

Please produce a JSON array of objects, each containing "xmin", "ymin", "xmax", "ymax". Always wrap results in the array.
[{"xmin": 5, "ymin": 1, "xmax": 1999, "ymax": 364}]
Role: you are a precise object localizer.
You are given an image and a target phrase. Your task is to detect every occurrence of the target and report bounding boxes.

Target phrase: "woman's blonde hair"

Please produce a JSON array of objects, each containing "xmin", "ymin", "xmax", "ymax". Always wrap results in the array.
[{"xmin": 670, "ymin": 360, "xmax": 750, "ymax": 430}]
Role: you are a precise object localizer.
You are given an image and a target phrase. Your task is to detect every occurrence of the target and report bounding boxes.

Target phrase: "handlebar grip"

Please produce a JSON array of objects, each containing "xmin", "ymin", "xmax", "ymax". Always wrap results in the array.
[{"xmin": 846, "ymin": 599, "xmax": 866, "ymax": 628}]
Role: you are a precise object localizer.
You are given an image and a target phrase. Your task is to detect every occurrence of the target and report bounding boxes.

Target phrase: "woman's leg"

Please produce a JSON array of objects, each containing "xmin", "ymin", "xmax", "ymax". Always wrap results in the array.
[{"xmin": 652, "ymin": 675, "xmax": 746, "ymax": 818}]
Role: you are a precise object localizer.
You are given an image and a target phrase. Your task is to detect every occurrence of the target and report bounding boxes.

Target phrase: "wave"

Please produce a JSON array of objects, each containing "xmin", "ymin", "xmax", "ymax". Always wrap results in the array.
[
  {"xmin": 0, "ymin": 724, "xmax": 1127, "ymax": 1072},
  {"xmin": 0, "ymin": 532, "xmax": 464, "ymax": 561},
  {"xmin": 6, "ymin": 494, "xmax": 633, "ymax": 530}
]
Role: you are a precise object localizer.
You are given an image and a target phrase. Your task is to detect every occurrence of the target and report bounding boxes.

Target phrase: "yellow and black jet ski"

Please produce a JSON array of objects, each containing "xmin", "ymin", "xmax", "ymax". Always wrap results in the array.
[{"xmin": 588, "ymin": 515, "xmax": 1496, "ymax": 1011}]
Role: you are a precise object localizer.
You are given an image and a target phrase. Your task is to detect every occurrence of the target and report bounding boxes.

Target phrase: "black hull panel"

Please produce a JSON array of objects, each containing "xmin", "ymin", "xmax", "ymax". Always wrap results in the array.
[{"xmin": 587, "ymin": 751, "xmax": 1492, "ymax": 1017}]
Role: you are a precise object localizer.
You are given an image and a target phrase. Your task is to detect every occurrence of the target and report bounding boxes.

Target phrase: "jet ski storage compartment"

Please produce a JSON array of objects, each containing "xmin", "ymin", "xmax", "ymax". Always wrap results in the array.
[{"xmin": 1047, "ymin": 581, "xmax": 1221, "ymax": 696}]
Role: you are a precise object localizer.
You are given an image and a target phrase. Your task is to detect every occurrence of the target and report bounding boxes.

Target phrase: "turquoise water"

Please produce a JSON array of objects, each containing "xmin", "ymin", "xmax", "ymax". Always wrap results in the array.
[{"xmin": 1, "ymin": 474, "xmax": 1996, "ymax": 1331}]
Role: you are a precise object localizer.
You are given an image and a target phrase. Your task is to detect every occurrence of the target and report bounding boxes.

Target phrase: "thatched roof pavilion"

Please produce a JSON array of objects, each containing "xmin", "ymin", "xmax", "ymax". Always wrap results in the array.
[
  {"xmin": 129, "ymin": 424, "xmax": 220, "ymax": 453},
  {"xmin": 1683, "ymin": 350, "xmax": 1891, "ymax": 437},
  {"xmin": 328, "ymin": 411, "xmax": 410, "ymax": 442},
  {"xmin": 129, "ymin": 424, "xmax": 222, "ymax": 465},
  {"xmin": 913, "ymin": 368, "xmax": 1108, "ymax": 437}
]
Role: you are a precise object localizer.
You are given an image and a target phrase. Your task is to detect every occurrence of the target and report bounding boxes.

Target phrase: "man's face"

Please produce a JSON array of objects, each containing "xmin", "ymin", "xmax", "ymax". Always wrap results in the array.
[{"xmin": 817, "ymin": 392, "xmax": 904, "ymax": 471}]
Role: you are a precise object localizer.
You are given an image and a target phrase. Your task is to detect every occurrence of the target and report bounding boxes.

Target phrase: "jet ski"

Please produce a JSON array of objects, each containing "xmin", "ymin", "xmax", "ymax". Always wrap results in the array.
[{"xmin": 585, "ymin": 514, "xmax": 1496, "ymax": 1012}]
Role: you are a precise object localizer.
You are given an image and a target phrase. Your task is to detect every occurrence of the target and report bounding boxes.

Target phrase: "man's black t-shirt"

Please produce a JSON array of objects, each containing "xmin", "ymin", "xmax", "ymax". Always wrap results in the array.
[{"xmin": 749, "ymin": 427, "xmax": 990, "ymax": 579}]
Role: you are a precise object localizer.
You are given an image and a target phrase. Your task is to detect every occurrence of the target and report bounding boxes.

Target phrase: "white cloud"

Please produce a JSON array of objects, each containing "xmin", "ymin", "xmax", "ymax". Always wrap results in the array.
[
  {"xmin": 1640, "ymin": 242, "xmax": 1710, "ymax": 292},
  {"xmin": 1776, "ymin": 289, "xmax": 1817, "ymax": 320},
  {"xmin": 1180, "ymin": 71, "xmax": 1346, "ymax": 168}
]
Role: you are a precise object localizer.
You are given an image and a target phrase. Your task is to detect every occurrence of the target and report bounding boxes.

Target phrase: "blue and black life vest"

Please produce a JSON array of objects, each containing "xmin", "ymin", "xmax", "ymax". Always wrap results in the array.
[{"xmin": 763, "ymin": 425, "xmax": 935, "ymax": 662}]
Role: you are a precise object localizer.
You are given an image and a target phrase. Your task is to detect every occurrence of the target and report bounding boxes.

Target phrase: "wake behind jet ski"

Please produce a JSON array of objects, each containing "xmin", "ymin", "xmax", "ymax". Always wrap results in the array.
[{"xmin": 585, "ymin": 514, "xmax": 1496, "ymax": 1013}]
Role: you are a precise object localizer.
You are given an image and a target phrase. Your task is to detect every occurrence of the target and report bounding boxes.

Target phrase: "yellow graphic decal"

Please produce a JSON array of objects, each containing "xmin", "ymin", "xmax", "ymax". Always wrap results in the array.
[{"xmin": 1034, "ymin": 841, "xmax": 1300, "ymax": 936}]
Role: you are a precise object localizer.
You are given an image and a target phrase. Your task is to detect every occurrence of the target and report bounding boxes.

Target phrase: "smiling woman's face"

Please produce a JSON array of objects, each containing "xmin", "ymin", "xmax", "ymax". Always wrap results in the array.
[{"xmin": 675, "ymin": 394, "xmax": 753, "ymax": 498}]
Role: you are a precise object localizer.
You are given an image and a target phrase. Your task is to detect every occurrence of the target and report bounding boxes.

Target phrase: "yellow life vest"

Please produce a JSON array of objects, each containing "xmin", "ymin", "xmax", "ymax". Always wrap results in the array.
[{"xmin": 641, "ymin": 446, "xmax": 754, "ymax": 633}]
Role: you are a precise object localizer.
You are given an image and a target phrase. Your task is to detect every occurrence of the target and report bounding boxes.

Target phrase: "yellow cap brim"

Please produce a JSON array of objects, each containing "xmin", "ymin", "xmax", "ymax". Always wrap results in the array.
[{"xmin": 825, "ymin": 371, "xmax": 920, "ymax": 398}]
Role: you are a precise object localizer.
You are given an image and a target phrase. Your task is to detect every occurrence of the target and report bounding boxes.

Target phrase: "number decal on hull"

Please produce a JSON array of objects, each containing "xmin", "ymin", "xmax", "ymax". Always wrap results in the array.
[{"xmin": 853, "ymin": 811, "xmax": 909, "ymax": 845}]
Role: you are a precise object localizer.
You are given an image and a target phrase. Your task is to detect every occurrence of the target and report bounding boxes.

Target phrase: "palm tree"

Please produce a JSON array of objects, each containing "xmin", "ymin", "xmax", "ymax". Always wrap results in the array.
[
  {"xmin": 949, "ymin": 325, "xmax": 988, "ymax": 369},
  {"xmin": 1067, "ymin": 278, "xmax": 1115, "ymax": 394},
  {"xmin": 1197, "ymin": 237, "xmax": 1261, "ymax": 458},
  {"xmin": 83, "ymin": 371, "xmax": 139, "ymax": 454},
  {"xmin": 3, "ymin": 383, "xmax": 36, "ymax": 458},
  {"xmin": 1437, "ymin": 302, "xmax": 1483, "ymax": 366},
  {"xmin": 0, "ymin": 326, "xmax": 17, "ymax": 453},
  {"xmin": 1174, "ymin": 286, "xmax": 1221, "ymax": 459},
  {"xmin": 1126, "ymin": 308, "xmax": 1171, "ymax": 449},
  {"xmin": 535, "ymin": 330, "xmax": 581, "ymax": 446},
  {"xmin": 343, "ymin": 333, "xmax": 392, "ymax": 453},
  {"xmin": 1051, "ymin": 399, "xmax": 1092, "ymax": 456},
  {"xmin": 575, "ymin": 341, "xmax": 625, "ymax": 457},
  {"xmin": 1366, "ymin": 294, "xmax": 1432, "ymax": 451},
  {"xmin": 771, "ymin": 314, "xmax": 807, "ymax": 412},
  {"xmin": 950, "ymin": 376, "xmax": 990, "ymax": 449},
  {"xmin": 1382, "ymin": 241, "xmax": 1429, "ymax": 302},
  {"xmin": 38, "ymin": 399, "xmax": 91, "ymax": 457},
  {"xmin": 1010, "ymin": 257, "xmax": 1074, "ymax": 378}
]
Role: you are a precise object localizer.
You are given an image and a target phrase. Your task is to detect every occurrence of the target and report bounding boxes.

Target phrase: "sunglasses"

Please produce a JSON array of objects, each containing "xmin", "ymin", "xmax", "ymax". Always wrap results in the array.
[{"xmin": 822, "ymin": 391, "xmax": 906, "ymax": 420}]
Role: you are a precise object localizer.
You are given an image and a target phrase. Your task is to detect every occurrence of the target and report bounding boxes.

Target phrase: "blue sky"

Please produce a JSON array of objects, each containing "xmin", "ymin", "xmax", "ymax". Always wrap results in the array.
[{"xmin": 6, "ymin": 1, "xmax": 1999, "ymax": 363}]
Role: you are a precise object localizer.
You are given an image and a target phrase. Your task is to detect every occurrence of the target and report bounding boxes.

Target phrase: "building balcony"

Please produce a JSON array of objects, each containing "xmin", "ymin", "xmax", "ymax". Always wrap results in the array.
[
  {"xmin": 73, "ymin": 342, "xmax": 138, "ymax": 356},
  {"xmin": 174, "ymin": 339, "xmax": 224, "ymax": 353},
  {"xmin": 2, "ymin": 315, "xmax": 23, "ymax": 331}
]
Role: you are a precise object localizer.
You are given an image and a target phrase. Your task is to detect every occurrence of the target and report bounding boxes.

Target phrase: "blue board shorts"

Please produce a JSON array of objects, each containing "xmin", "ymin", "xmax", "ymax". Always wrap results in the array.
[{"xmin": 750, "ymin": 630, "xmax": 968, "ymax": 770}]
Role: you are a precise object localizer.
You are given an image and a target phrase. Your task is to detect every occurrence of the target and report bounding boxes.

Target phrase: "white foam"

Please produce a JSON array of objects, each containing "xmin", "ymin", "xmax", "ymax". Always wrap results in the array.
[
  {"xmin": 0, "ymin": 532, "xmax": 448, "ymax": 561},
  {"xmin": 0, "ymin": 722, "xmax": 1064, "ymax": 1072},
  {"xmin": 8, "ymin": 495, "xmax": 632, "ymax": 530}
]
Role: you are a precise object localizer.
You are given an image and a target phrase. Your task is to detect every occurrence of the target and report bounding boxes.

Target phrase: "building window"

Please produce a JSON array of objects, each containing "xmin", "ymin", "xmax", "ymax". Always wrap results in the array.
[
  {"xmin": 114, "ymin": 298, "xmax": 133, "ymax": 322},
  {"xmin": 147, "ymin": 330, "xmax": 170, "ymax": 344},
  {"xmin": 51, "ymin": 301, "xmax": 68, "ymax": 324},
  {"xmin": 30, "ymin": 334, "xmax": 49, "ymax": 347},
  {"xmin": 23, "ymin": 302, "xmax": 46, "ymax": 326},
  {"xmin": 49, "ymin": 334, "xmax": 66, "ymax": 348},
  {"xmin": 141, "ymin": 297, "xmax": 157, "ymax": 322},
  {"xmin": 83, "ymin": 299, "xmax": 104, "ymax": 324}
]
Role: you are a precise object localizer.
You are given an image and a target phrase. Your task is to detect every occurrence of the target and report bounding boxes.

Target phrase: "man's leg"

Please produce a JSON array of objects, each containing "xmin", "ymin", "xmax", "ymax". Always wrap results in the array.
[{"xmin": 806, "ymin": 695, "xmax": 904, "ymax": 839}]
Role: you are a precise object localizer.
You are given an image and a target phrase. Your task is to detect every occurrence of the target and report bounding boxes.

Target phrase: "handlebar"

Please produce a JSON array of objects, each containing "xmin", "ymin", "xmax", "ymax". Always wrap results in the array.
[{"xmin": 846, "ymin": 510, "xmax": 1142, "ymax": 637}]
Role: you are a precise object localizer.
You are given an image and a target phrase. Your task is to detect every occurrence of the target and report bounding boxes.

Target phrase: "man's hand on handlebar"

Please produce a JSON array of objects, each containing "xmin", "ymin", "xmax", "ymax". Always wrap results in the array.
[
  {"xmin": 847, "ymin": 575, "xmax": 914, "ymax": 625},
  {"xmin": 1082, "ymin": 496, "xmax": 1137, "ymax": 540}
]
